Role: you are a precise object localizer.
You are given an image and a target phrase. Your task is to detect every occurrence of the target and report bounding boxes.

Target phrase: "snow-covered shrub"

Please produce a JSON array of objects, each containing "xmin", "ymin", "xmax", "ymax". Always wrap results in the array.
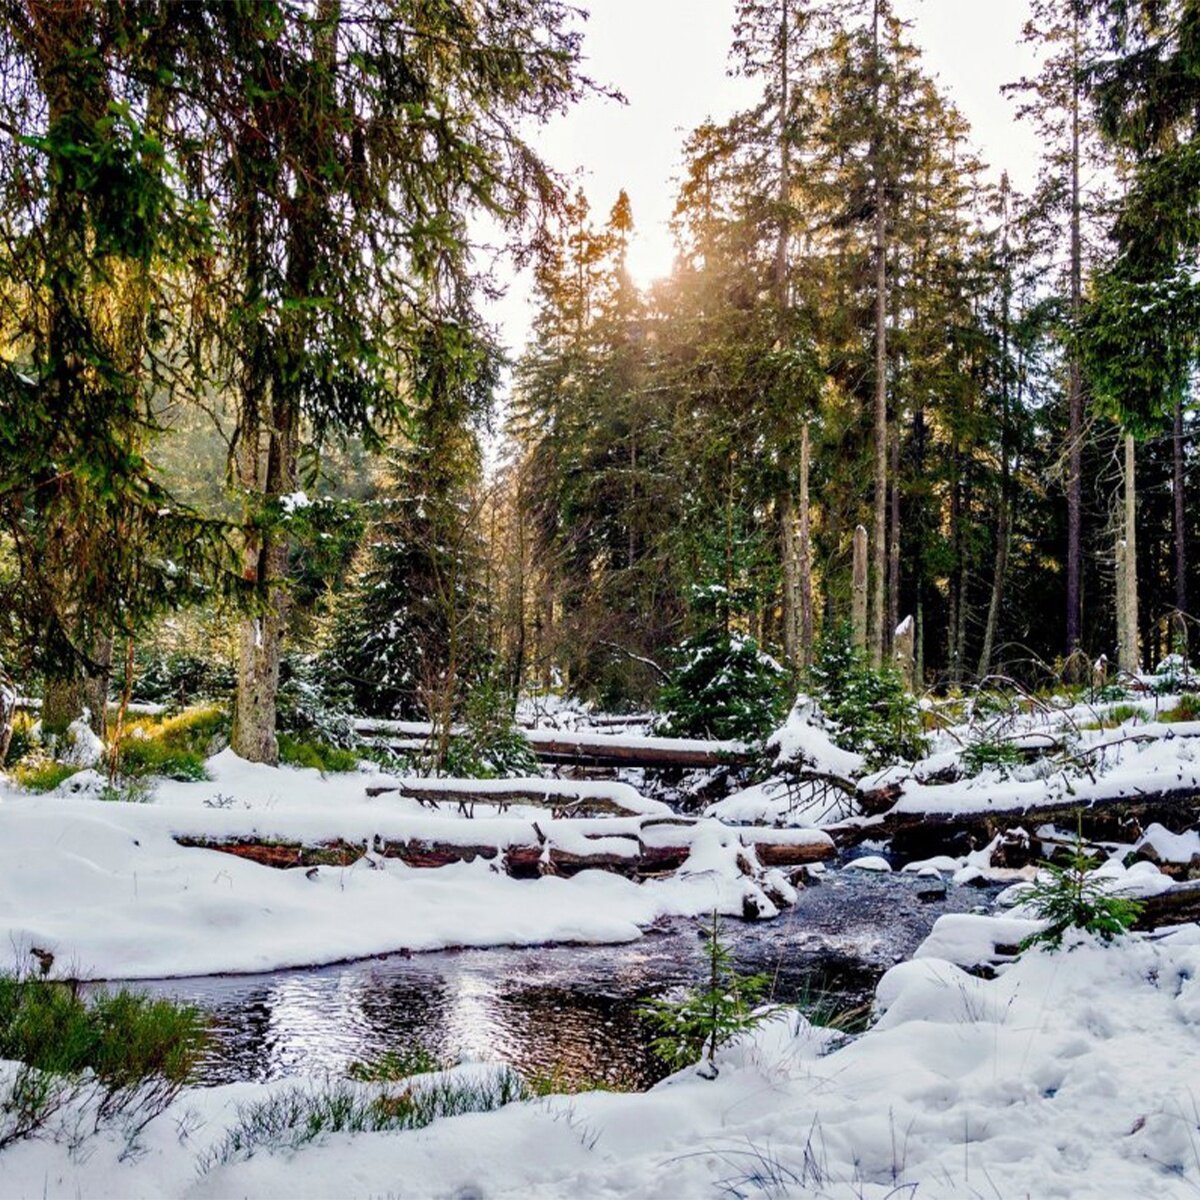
[
  {"xmin": 276, "ymin": 656, "xmax": 357, "ymax": 750},
  {"xmin": 656, "ymin": 630, "xmax": 788, "ymax": 744},
  {"xmin": 133, "ymin": 650, "xmax": 234, "ymax": 709},
  {"xmin": 809, "ymin": 622, "xmax": 924, "ymax": 767},
  {"xmin": 1150, "ymin": 653, "xmax": 1195, "ymax": 695}
]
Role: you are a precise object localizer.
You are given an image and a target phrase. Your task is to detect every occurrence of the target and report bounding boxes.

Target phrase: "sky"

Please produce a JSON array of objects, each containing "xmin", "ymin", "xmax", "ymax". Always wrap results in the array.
[{"xmin": 488, "ymin": 0, "xmax": 1045, "ymax": 365}]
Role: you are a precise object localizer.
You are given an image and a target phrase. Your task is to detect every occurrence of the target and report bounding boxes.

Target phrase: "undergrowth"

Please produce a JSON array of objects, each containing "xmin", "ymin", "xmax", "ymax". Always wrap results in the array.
[
  {"xmin": 0, "ymin": 972, "xmax": 206, "ymax": 1150},
  {"xmin": 278, "ymin": 733, "xmax": 360, "ymax": 774},
  {"xmin": 200, "ymin": 1068, "xmax": 527, "ymax": 1170}
]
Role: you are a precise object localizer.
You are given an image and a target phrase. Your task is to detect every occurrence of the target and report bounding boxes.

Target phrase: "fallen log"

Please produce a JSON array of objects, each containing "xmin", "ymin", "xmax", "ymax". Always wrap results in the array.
[
  {"xmin": 175, "ymin": 824, "xmax": 834, "ymax": 880},
  {"xmin": 364, "ymin": 780, "xmax": 656, "ymax": 818},
  {"xmin": 830, "ymin": 784, "xmax": 1200, "ymax": 859},
  {"xmin": 1137, "ymin": 881, "xmax": 1200, "ymax": 929},
  {"xmin": 355, "ymin": 718, "xmax": 751, "ymax": 769}
]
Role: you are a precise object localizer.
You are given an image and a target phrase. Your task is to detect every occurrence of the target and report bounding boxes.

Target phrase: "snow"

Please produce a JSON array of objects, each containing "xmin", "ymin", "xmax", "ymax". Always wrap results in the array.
[
  {"xmin": 768, "ymin": 697, "xmax": 866, "ymax": 779},
  {"xmin": 61, "ymin": 713, "xmax": 105, "ymax": 767},
  {"xmin": 381, "ymin": 774, "xmax": 673, "ymax": 817},
  {"xmin": 8, "ymin": 926, "xmax": 1200, "ymax": 1197},
  {"xmin": 0, "ymin": 750, "xmax": 830, "ymax": 980}
]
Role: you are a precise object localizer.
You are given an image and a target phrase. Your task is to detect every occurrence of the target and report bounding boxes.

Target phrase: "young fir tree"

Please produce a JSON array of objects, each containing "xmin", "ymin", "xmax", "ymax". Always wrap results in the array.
[{"xmin": 323, "ymin": 330, "xmax": 492, "ymax": 730}]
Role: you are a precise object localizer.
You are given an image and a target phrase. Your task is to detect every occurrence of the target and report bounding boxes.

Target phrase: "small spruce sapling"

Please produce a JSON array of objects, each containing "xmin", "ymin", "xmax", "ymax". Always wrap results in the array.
[
  {"xmin": 1020, "ymin": 821, "xmax": 1143, "ymax": 951},
  {"xmin": 640, "ymin": 912, "xmax": 775, "ymax": 1078}
]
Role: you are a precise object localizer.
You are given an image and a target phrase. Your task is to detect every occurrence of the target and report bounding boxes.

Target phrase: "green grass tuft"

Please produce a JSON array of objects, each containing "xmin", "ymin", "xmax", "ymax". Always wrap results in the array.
[
  {"xmin": 13, "ymin": 760, "xmax": 81, "ymax": 792},
  {"xmin": 201, "ymin": 1068, "xmax": 527, "ymax": 1169},
  {"xmin": 278, "ymin": 733, "xmax": 359, "ymax": 774}
]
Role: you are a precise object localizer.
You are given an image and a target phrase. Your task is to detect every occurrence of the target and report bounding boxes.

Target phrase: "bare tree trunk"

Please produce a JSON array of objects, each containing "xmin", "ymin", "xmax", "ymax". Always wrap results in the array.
[
  {"xmin": 1174, "ymin": 394, "xmax": 1188, "ymax": 617},
  {"xmin": 1116, "ymin": 536, "xmax": 1130, "ymax": 672},
  {"xmin": 781, "ymin": 493, "xmax": 801, "ymax": 667},
  {"xmin": 852, "ymin": 524, "xmax": 869, "ymax": 650},
  {"xmin": 887, "ymin": 421, "xmax": 900, "ymax": 640},
  {"xmin": 798, "ymin": 421, "xmax": 814, "ymax": 667},
  {"xmin": 1065, "ymin": 12, "xmax": 1084, "ymax": 656},
  {"xmin": 870, "ymin": 0, "xmax": 888, "ymax": 668},
  {"xmin": 1122, "ymin": 432, "xmax": 1140, "ymax": 672}
]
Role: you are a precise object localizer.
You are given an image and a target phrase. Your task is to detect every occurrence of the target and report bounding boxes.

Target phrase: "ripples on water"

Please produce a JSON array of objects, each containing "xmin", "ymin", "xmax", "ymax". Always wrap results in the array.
[{"xmin": 123, "ymin": 871, "xmax": 987, "ymax": 1090}]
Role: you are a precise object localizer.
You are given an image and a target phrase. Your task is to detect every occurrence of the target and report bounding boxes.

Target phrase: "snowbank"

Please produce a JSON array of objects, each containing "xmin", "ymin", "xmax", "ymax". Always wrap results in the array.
[
  {"xmin": 0, "ymin": 751, "xmax": 823, "ymax": 979},
  {"xmin": 6, "ymin": 927, "xmax": 1200, "ymax": 1197}
]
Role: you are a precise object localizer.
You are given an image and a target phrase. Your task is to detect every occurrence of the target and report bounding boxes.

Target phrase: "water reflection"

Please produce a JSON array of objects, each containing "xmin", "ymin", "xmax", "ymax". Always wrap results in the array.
[{"xmin": 121, "ymin": 871, "xmax": 985, "ymax": 1090}]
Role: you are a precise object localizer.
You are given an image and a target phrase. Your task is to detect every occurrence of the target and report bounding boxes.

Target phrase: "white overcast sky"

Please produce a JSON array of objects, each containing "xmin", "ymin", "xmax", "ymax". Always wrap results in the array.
[{"xmin": 488, "ymin": 0, "xmax": 1043, "ymax": 363}]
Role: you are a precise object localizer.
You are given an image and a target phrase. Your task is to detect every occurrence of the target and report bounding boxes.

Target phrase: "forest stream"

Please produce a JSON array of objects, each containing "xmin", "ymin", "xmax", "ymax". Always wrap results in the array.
[{"xmin": 113, "ymin": 868, "xmax": 992, "ymax": 1091}]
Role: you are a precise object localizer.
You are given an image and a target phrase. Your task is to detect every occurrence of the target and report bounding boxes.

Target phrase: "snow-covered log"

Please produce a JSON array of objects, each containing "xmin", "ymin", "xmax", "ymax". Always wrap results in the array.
[
  {"xmin": 354, "ymin": 718, "xmax": 753, "ymax": 768},
  {"xmin": 176, "ymin": 820, "xmax": 834, "ymax": 880}
]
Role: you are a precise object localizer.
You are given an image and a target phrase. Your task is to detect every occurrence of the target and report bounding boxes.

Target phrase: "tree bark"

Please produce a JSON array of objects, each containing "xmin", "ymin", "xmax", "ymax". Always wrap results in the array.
[
  {"xmin": 798, "ymin": 420, "xmax": 815, "ymax": 666},
  {"xmin": 1121, "ymin": 432, "xmax": 1140, "ymax": 672},
  {"xmin": 1065, "ymin": 11, "xmax": 1084, "ymax": 656},
  {"xmin": 852, "ymin": 524, "xmax": 869, "ymax": 650},
  {"xmin": 1174, "ymin": 394, "xmax": 1188, "ymax": 618},
  {"xmin": 870, "ymin": 0, "xmax": 888, "ymax": 668},
  {"xmin": 781, "ymin": 493, "xmax": 801, "ymax": 667}
]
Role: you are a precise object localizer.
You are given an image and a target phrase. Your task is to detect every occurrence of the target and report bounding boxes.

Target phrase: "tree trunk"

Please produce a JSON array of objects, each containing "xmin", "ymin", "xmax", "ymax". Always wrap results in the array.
[
  {"xmin": 781, "ymin": 493, "xmax": 801, "ymax": 668},
  {"xmin": 233, "ymin": 2, "xmax": 338, "ymax": 763},
  {"xmin": 852, "ymin": 524, "xmax": 869, "ymax": 650},
  {"xmin": 1174, "ymin": 394, "xmax": 1188, "ymax": 618},
  {"xmin": 870, "ymin": 0, "xmax": 888, "ymax": 668},
  {"xmin": 887, "ymin": 420, "xmax": 901, "ymax": 641},
  {"xmin": 1065, "ymin": 12, "xmax": 1084, "ymax": 656},
  {"xmin": 1121, "ymin": 432, "xmax": 1140, "ymax": 672},
  {"xmin": 798, "ymin": 421, "xmax": 815, "ymax": 667}
]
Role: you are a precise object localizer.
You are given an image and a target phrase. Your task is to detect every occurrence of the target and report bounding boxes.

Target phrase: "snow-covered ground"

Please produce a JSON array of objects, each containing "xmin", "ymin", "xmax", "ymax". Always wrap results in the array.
[
  {"xmin": 0, "ymin": 750, "xmax": 825, "ymax": 980},
  {"xmin": 4, "ymin": 923, "xmax": 1200, "ymax": 1197}
]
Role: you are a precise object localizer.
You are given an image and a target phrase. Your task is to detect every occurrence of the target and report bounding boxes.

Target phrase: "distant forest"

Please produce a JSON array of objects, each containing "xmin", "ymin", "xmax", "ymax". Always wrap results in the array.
[{"xmin": 1, "ymin": 0, "xmax": 1199, "ymax": 760}]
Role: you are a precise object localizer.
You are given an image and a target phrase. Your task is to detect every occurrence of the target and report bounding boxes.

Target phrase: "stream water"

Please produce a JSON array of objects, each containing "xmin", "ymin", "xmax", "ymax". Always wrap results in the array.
[{"xmin": 121, "ymin": 870, "xmax": 990, "ymax": 1091}]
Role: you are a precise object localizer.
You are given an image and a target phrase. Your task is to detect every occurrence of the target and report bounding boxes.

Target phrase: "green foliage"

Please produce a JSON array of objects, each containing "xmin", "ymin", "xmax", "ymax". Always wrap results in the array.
[
  {"xmin": 113, "ymin": 705, "xmax": 229, "ymax": 781},
  {"xmin": 640, "ymin": 913, "xmax": 776, "ymax": 1075},
  {"xmin": 116, "ymin": 739, "xmax": 208, "ymax": 782},
  {"xmin": 961, "ymin": 736, "xmax": 1024, "ymax": 776},
  {"xmin": 3, "ymin": 712, "xmax": 38, "ymax": 767},
  {"xmin": 12, "ymin": 759, "xmax": 80, "ymax": 793},
  {"xmin": 0, "ymin": 972, "xmax": 206, "ymax": 1149},
  {"xmin": 201, "ymin": 1069, "xmax": 527, "ymax": 1169},
  {"xmin": 1020, "ymin": 836, "xmax": 1143, "ymax": 952},
  {"xmin": 809, "ymin": 623, "xmax": 925, "ymax": 767},
  {"xmin": 276, "ymin": 657, "xmax": 357, "ymax": 751},
  {"xmin": 133, "ymin": 650, "xmax": 235, "ymax": 709},
  {"xmin": 1162, "ymin": 693, "xmax": 1200, "ymax": 723},
  {"xmin": 346, "ymin": 1047, "xmax": 446, "ymax": 1083},
  {"xmin": 440, "ymin": 675, "xmax": 539, "ymax": 779},
  {"xmin": 656, "ymin": 627, "xmax": 789, "ymax": 744},
  {"xmin": 277, "ymin": 734, "xmax": 360, "ymax": 775}
]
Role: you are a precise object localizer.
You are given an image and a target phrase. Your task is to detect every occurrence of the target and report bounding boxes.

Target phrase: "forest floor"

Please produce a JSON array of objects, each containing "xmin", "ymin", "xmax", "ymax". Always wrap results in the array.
[{"xmin": 4, "ymin": 677, "xmax": 1200, "ymax": 1195}]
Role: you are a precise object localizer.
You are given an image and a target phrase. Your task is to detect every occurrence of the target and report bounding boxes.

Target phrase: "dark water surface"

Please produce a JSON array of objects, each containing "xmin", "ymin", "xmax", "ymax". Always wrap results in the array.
[{"xmin": 123, "ymin": 870, "xmax": 986, "ymax": 1090}]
